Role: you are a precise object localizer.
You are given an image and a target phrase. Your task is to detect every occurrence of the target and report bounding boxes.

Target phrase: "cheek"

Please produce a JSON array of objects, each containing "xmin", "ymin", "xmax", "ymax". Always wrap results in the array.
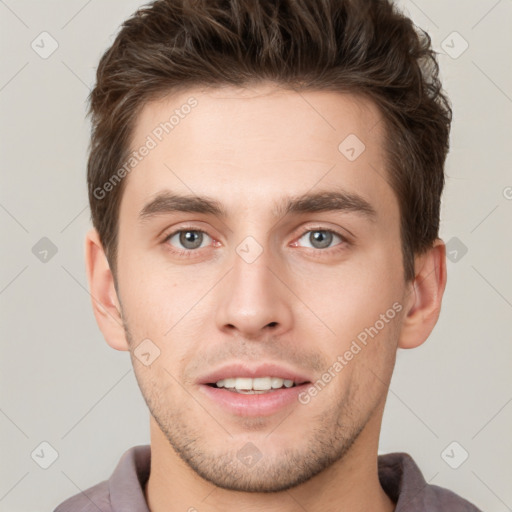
[
  {"xmin": 291, "ymin": 245, "xmax": 403, "ymax": 339},
  {"xmin": 118, "ymin": 256, "xmax": 216, "ymax": 359},
  {"xmin": 117, "ymin": 239, "xmax": 177, "ymax": 317}
]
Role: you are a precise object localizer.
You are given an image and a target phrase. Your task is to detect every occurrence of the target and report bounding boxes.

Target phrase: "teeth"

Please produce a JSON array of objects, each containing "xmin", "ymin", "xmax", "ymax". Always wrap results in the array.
[
  {"xmin": 236, "ymin": 377, "xmax": 253, "ymax": 390},
  {"xmin": 253, "ymin": 377, "xmax": 272, "ymax": 390},
  {"xmin": 271, "ymin": 377, "xmax": 284, "ymax": 389},
  {"xmin": 223, "ymin": 378, "xmax": 236, "ymax": 388},
  {"xmin": 214, "ymin": 377, "xmax": 297, "ymax": 391}
]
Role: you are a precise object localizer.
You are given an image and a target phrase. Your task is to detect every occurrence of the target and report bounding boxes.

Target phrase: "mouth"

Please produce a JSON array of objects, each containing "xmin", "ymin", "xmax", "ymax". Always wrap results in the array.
[{"xmin": 197, "ymin": 364, "xmax": 313, "ymax": 417}]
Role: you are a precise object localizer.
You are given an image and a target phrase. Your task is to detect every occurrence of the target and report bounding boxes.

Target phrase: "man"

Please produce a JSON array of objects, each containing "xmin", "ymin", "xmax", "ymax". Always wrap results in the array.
[{"xmin": 54, "ymin": 0, "xmax": 482, "ymax": 510}]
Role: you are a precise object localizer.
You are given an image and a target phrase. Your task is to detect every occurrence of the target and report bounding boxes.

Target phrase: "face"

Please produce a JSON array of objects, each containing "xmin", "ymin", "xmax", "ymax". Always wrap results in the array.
[{"xmin": 115, "ymin": 83, "xmax": 410, "ymax": 492}]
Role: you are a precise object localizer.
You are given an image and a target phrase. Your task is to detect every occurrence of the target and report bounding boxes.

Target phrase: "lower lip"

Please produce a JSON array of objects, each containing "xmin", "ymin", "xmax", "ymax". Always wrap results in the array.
[{"xmin": 199, "ymin": 384, "xmax": 310, "ymax": 417}]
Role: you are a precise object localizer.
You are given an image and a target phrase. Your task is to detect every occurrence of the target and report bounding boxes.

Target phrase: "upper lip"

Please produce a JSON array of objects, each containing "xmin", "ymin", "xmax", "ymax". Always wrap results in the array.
[{"xmin": 197, "ymin": 362, "xmax": 312, "ymax": 385}]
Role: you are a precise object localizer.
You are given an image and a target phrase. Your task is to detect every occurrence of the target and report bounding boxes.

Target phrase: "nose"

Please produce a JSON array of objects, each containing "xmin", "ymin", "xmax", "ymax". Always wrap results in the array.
[{"xmin": 215, "ymin": 243, "xmax": 293, "ymax": 339}]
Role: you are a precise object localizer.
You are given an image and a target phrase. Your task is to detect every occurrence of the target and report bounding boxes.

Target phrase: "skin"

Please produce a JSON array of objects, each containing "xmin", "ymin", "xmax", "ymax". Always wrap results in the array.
[{"xmin": 85, "ymin": 83, "xmax": 447, "ymax": 512}]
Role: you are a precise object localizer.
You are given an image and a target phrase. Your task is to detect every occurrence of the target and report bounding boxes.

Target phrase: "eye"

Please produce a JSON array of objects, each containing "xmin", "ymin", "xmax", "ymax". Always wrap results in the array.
[
  {"xmin": 295, "ymin": 229, "xmax": 347, "ymax": 250},
  {"xmin": 165, "ymin": 229, "xmax": 213, "ymax": 251}
]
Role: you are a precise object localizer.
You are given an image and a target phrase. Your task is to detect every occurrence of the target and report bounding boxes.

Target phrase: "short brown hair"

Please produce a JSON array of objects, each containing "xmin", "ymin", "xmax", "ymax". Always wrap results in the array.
[{"xmin": 87, "ymin": 0, "xmax": 452, "ymax": 283}]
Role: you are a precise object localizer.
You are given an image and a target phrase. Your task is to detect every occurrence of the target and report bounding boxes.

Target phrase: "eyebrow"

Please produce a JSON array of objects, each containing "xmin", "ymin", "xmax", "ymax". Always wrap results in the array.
[{"xmin": 138, "ymin": 190, "xmax": 378, "ymax": 223}]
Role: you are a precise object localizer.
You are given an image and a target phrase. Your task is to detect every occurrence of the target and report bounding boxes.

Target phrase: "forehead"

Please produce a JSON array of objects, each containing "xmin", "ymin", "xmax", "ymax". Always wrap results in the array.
[{"xmin": 121, "ymin": 83, "xmax": 397, "ymax": 224}]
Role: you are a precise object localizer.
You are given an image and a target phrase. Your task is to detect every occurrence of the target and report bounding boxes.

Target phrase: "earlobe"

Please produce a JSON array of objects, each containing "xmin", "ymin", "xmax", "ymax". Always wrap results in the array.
[
  {"xmin": 398, "ymin": 239, "xmax": 447, "ymax": 349},
  {"xmin": 84, "ymin": 228, "xmax": 130, "ymax": 351}
]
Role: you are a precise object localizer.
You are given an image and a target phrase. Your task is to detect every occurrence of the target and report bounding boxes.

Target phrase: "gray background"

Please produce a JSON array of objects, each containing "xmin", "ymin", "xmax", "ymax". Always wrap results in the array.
[{"xmin": 1, "ymin": 0, "xmax": 511, "ymax": 510}]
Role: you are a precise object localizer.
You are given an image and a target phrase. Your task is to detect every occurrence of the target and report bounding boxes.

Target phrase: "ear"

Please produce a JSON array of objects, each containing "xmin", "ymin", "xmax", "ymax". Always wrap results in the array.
[
  {"xmin": 84, "ymin": 228, "xmax": 129, "ymax": 351},
  {"xmin": 398, "ymin": 238, "xmax": 447, "ymax": 349}
]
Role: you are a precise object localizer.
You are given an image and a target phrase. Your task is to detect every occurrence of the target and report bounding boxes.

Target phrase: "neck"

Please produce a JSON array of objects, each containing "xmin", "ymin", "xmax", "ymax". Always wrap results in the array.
[{"xmin": 144, "ymin": 409, "xmax": 395, "ymax": 512}]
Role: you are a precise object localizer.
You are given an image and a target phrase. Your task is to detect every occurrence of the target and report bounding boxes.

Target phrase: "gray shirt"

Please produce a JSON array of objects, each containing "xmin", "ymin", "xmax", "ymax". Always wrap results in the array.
[{"xmin": 53, "ymin": 445, "xmax": 482, "ymax": 511}]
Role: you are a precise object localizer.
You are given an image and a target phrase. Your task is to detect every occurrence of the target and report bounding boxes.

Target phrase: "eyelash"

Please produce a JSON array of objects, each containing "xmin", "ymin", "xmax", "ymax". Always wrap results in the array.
[{"xmin": 162, "ymin": 225, "xmax": 349, "ymax": 259}]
